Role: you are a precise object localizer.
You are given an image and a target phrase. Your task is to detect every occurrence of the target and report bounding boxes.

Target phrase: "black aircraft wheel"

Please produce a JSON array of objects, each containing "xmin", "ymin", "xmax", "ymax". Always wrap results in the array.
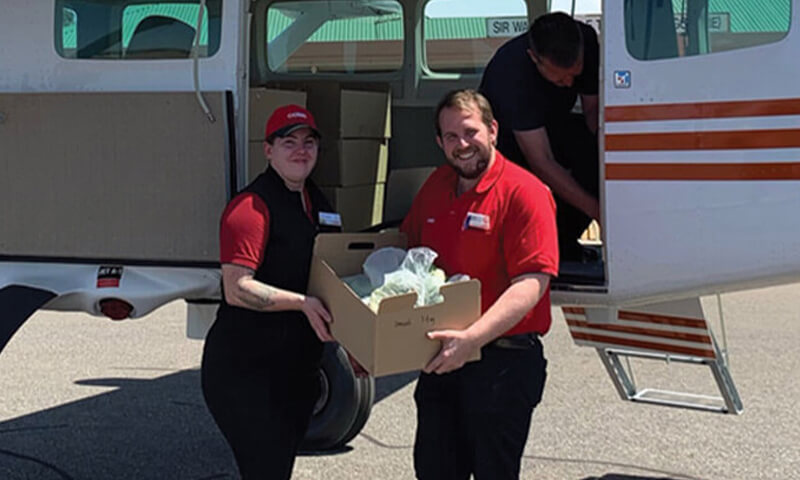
[{"xmin": 301, "ymin": 343, "xmax": 374, "ymax": 451}]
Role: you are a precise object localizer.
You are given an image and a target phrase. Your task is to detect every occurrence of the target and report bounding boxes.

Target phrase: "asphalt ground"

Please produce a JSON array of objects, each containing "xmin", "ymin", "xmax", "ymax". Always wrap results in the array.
[{"xmin": 0, "ymin": 283, "xmax": 798, "ymax": 479}]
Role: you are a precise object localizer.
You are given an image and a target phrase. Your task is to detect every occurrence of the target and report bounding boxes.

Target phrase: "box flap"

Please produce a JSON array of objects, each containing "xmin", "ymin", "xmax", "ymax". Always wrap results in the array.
[
  {"xmin": 313, "ymin": 232, "xmax": 407, "ymax": 276},
  {"xmin": 376, "ymin": 292, "xmax": 418, "ymax": 314},
  {"xmin": 372, "ymin": 279, "xmax": 482, "ymax": 376},
  {"xmin": 308, "ymin": 255, "xmax": 377, "ymax": 372},
  {"xmin": 439, "ymin": 280, "xmax": 481, "ymax": 307}
]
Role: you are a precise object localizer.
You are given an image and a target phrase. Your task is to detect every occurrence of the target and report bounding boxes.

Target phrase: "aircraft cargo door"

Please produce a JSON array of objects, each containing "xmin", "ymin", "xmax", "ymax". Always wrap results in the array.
[
  {"xmin": 0, "ymin": 92, "xmax": 231, "ymax": 264},
  {"xmin": 602, "ymin": 0, "xmax": 800, "ymax": 301}
]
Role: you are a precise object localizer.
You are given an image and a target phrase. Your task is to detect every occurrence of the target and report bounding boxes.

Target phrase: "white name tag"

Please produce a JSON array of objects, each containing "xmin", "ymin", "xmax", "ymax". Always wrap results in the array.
[
  {"xmin": 464, "ymin": 212, "xmax": 490, "ymax": 231},
  {"xmin": 318, "ymin": 211, "xmax": 342, "ymax": 227}
]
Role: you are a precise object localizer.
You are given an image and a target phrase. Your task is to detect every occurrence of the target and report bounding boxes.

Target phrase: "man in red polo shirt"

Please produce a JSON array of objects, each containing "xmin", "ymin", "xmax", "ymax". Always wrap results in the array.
[{"xmin": 401, "ymin": 89, "xmax": 558, "ymax": 480}]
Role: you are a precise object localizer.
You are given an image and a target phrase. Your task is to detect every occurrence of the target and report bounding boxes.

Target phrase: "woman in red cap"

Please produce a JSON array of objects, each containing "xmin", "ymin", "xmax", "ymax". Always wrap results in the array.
[{"xmin": 201, "ymin": 105, "xmax": 340, "ymax": 479}]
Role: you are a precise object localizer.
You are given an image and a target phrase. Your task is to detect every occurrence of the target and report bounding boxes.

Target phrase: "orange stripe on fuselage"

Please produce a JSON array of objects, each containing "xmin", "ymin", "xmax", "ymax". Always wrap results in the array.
[
  {"xmin": 606, "ymin": 162, "xmax": 800, "ymax": 181},
  {"xmin": 606, "ymin": 98, "xmax": 800, "ymax": 122},
  {"xmin": 606, "ymin": 163, "xmax": 800, "ymax": 181},
  {"xmin": 617, "ymin": 311, "xmax": 707, "ymax": 329},
  {"xmin": 570, "ymin": 332, "xmax": 717, "ymax": 359},
  {"xmin": 566, "ymin": 319, "xmax": 712, "ymax": 344},
  {"xmin": 562, "ymin": 306, "xmax": 587, "ymax": 315},
  {"xmin": 605, "ymin": 129, "xmax": 800, "ymax": 151}
]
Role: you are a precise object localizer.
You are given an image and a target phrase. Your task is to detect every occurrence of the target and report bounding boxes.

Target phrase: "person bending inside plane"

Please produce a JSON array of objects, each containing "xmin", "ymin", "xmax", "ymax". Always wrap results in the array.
[
  {"xmin": 201, "ymin": 105, "xmax": 338, "ymax": 480},
  {"xmin": 401, "ymin": 89, "xmax": 558, "ymax": 480},
  {"xmin": 479, "ymin": 11, "xmax": 599, "ymax": 262}
]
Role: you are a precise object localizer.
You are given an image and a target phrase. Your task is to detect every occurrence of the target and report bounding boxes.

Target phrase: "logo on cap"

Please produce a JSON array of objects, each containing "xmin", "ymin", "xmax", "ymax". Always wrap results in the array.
[{"xmin": 264, "ymin": 104, "xmax": 321, "ymax": 141}]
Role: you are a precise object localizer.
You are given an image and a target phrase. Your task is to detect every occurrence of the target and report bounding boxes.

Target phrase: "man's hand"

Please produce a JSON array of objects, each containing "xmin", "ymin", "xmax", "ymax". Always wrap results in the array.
[
  {"xmin": 301, "ymin": 296, "xmax": 335, "ymax": 342},
  {"xmin": 424, "ymin": 329, "xmax": 480, "ymax": 374},
  {"xmin": 514, "ymin": 128, "xmax": 599, "ymax": 220}
]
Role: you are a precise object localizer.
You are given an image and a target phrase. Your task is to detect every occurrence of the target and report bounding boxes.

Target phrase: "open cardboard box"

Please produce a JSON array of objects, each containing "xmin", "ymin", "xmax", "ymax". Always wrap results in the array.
[{"xmin": 308, "ymin": 232, "xmax": 481, "ymax": 377}]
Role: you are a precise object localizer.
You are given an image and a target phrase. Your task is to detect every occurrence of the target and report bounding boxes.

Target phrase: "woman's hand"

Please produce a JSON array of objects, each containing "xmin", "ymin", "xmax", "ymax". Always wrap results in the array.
[{"xmin": 301, "ymin": 296, "xmax": 335, "ymax": 342}]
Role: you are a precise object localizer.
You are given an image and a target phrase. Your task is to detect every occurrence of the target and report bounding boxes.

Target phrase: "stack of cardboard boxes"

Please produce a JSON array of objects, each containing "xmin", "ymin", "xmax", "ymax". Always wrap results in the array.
[{"xmin": 307, "ymin": 84, "xmax": 391, "ymax": 232}]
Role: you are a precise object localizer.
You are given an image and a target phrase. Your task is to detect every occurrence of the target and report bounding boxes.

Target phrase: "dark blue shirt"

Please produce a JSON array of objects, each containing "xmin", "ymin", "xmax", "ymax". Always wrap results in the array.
[{"xmin": 479, "ymin": 22, "xmax": 599, "ymax": 166}]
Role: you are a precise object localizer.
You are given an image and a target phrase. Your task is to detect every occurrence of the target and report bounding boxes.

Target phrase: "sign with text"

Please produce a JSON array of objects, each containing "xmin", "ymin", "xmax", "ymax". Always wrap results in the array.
[
  {"xmin": 487, "ymin": 15, "xmax": 602, "ymax": 38},
  {"xmin": 675, "ymin": 12, "xmax": 730, "ymax": 33},
  {"xmin": 486, "ymin": 17, "xmax": 529, "ymax": 37}
]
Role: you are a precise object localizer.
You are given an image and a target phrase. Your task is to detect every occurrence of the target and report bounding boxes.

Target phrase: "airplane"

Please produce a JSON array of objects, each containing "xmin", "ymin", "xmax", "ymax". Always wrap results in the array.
[{"xmin": 1, "ymin": 0, "xmax": 798, "ymax": 451}]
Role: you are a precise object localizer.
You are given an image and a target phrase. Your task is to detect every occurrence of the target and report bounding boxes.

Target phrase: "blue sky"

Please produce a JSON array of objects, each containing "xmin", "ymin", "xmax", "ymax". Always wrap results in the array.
[{"xmin": 425, "ymin": 0, "xmax": 601, "ymax": 18}]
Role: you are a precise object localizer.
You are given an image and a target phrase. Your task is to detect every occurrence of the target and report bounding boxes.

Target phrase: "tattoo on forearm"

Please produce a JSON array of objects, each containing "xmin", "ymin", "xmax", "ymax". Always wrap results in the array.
[{"xmin": 240, "ymin": 283, "xmax": 278, "ymax": 311}]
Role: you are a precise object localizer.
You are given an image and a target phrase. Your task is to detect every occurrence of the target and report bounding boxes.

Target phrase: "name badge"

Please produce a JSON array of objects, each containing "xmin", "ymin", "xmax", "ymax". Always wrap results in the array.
[
  {"xmin": 319, "ymin": 211, "xmax": 342, "ymax": 227},
  {"xmin": 464, "ymin": 212, "xmax": 490, "ymax": 231}
]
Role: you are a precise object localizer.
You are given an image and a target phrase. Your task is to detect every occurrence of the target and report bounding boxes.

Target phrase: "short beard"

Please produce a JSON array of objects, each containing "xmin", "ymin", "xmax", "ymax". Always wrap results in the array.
[
  {"xmin": 450, "ymin": 158, "xmax": 489, "ymax": 179},
  {"xmin": 447, "ymin": 146, "xmax": 491, "ymax": 180}
]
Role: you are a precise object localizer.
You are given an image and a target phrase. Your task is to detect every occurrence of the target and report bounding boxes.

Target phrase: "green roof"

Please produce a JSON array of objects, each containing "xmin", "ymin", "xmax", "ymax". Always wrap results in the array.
[
  {"xmin": 61, "ymin": 1, "xmax": 792, "ymax": 49},
  {"xmin": 677, "ymin": 0, "xmax": 791, "ymax": 32},
  {"xmin": 266, "ymin": 11, "xmax": 404, "ymax": 42}
]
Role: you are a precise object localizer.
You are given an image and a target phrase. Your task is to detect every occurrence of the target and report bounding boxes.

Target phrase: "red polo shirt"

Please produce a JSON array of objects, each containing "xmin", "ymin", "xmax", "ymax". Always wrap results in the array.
[
  {"xmin": 219, "ymin": 188, "xmax": 314, "ymax": 270},
  {"xmin": 400, "ymin": 151, "xmax": 559, "ymax": 336}
]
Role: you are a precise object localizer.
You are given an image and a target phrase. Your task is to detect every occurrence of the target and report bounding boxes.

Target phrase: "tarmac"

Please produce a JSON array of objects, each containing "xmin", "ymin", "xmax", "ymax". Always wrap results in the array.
[{"xmin": 1, "ymin": 283, "xmax": 798, "ymax": 479}]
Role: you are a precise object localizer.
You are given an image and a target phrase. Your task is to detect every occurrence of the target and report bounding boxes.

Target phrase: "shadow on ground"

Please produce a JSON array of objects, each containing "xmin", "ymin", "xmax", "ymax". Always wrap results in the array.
[
  {"xmin": 0, "ymin": 370, "xmax": 234, "ymax": 480},
  {"xmin": 0, "ymin": 369, "xmax": 701, "ymax": 480},
  {"xmin": 0, "ymin": 368, "xmax": 419, "ymax": 480},
  {"xmin": 580, "ymin": 475, "xmax": 693, "ymax": 480}
]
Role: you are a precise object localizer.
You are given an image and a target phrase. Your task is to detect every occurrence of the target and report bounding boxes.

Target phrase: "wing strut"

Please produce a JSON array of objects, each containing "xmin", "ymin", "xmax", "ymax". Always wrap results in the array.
[{"xmin": 0, "ymin": 286, "xmax": 56, "ymax": 356}]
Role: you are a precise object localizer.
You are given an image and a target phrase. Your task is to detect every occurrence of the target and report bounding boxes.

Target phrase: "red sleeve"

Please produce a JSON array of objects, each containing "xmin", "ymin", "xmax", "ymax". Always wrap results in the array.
[
  {"xmin": 219, "ymin": 193, "xmax": 270, "ymax": 270},
  {"xmin": 503, "ymin": 182, "xmax": 559, "ymax": 278}
]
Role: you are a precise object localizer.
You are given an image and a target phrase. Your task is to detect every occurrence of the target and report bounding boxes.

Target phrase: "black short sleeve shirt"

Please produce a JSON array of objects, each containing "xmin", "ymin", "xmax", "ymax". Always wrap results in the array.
[{"xmin": 479, "ymin": 22, "xmax": 599, "ymax": 165}]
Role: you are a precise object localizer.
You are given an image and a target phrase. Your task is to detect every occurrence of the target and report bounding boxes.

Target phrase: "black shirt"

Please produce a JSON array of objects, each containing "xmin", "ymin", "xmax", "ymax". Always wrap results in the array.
[{"xmin": 479, "ymin": 22, "xmax": 599, "ymax": 166}]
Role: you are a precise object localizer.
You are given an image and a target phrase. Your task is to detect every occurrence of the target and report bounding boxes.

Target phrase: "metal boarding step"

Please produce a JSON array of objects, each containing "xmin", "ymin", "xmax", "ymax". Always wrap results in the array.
[
  {"xmin": 563, "ymin": 300, "xmax": 743, "ymax": 415},
  {"xmin": 597, "ymin": 339, "xmax": 742, "ymax": 414}
]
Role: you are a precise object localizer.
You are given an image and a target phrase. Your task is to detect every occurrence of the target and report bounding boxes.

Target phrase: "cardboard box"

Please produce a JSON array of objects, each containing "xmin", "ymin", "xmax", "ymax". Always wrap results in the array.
[
  {"xmin": 312, "ymin": 139, "xmax": 389, "ymax": 187},
  {"xmin": 248, "ymin": 88, "xmax": 306, "ymax": 141},
  {"xmin": 320, "ymin": 183, "xmax": 385, "ymax": 232},
  {"xmin": 308, "ymin": 232, "xmax": 482, "ymax": 376},
  {"xmin": 306, "ymin": 84, "xmax": 391, "ymax": 139}
]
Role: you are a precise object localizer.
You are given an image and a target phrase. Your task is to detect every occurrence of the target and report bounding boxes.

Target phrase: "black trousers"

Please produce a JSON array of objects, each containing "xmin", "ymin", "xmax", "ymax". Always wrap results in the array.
[
  {"xmin": 201, "ymin": 313, "xmax": 323, "ymax": 480},
  {"xmin": 413, "ymin": 337, "xmax": 548, "ymax": 480},
  {"xmin": 547, "ymin": 113, "xmax": 599, "ymax": 261}
]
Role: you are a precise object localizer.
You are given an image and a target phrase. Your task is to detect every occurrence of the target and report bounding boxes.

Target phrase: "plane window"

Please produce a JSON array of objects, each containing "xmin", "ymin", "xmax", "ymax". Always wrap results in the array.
[
  {"xmin": 266, "ymin": 0, "xmax": 404, "ymax": 74},
  {"xmin": 55, "ymin": 0, "xmax": 222, "ymax": 60},
  {"xmin": 422, "ymin": 0, "xmax": 527, "ymax": 74},
  {"xmin": 625, "ymin": 0, "xmax": 791, "ymax": 60}
]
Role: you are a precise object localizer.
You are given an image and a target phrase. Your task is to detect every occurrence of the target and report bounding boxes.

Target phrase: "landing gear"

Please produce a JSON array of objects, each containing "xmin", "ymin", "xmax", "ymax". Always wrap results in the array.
[{"xmin": 301, "ymin": 343, "xmax": 374, "ymax": 451}]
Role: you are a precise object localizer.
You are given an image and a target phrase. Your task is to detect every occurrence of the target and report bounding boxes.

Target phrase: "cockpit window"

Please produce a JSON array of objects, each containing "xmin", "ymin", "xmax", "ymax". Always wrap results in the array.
[
  {"xmin": 55, "ymin": 0, "xmax": 222, "ymax": 59},
  {"xmin": 625, "ymin": 0, "xmax": 791, "ymax": 60}
]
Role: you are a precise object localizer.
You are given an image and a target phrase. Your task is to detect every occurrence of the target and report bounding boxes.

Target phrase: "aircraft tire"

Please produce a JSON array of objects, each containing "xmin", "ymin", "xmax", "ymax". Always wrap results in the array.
[{"xmin": 300, "ymin": 343, "xmax": 374, "ymax": 451}]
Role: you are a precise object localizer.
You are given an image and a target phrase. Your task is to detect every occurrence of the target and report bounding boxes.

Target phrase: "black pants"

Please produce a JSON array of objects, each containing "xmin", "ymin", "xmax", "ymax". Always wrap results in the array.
[
  {"xmin": 201, "ymin": 313, "xmax": 323, "ymax": 480},
  {"xmin": 547, "ymin": 113, "xmax": 599, "ymax": 261},
  {"xmin": 413, "ymin": 337, "xmax": 548, "ymax": 480}
]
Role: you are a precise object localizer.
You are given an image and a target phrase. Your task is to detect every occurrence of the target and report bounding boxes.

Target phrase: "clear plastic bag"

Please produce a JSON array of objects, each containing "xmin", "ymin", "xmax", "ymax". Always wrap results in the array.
[
  {"xmin": 362, "ymin": 247, "xmax": 407, "ymax": 288},
  {"xmin": 367, "ymin": 247, "xmax": 447, "ymax": 311}
]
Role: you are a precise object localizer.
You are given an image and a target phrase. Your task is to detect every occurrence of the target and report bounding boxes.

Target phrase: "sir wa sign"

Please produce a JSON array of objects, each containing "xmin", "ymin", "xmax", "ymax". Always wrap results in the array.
[
  {"xmin": 487, "ymin": 12, "xmax": 730, "ymax": 38},
  {"xmin": 486, "ymin": 15, "xmax": 601, "ymax": 37}
]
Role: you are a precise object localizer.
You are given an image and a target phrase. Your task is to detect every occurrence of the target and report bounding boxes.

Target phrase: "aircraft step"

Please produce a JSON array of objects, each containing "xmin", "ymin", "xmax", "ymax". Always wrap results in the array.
[{"xmin": 562, "ymin": 297, "xmax": 743, "ymax": 415}]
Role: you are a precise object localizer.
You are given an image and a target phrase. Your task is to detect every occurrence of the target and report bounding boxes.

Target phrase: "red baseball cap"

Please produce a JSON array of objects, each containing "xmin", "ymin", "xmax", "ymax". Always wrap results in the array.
[{"xmin": 264, "ymin": 104, "xmax": 321, "ymax": 141}]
